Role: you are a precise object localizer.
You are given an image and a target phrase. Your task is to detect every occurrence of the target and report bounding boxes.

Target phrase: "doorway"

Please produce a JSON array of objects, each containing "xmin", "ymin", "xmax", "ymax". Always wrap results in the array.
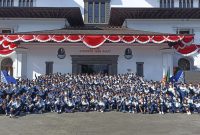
[
  {"xmin": 1, "ymin": 57, "xmax": 13, "ymax": 76},
  {"xmin": 81, "ymin": 64, "xmax": 109, "ymax": 74},
  {"xmin": 71, "ymin": 55, "xmax": 118, "ymax": 75}
]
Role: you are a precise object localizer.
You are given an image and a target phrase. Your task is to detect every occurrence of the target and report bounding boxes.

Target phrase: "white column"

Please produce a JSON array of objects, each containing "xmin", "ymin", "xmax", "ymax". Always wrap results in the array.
[
  {"xmin": 21, "ymin": 53, "xmax": 27, "ymax": 79},
  {"xmin": 13, "ymin": 53, "xmax": 22, "ymax": 79},
  {"xmin": 193, "ymin": 0, "xmax": 199, "ymax": 8},
  {"xmin": 162, "ymin": 49, "xmax": 174, "ymax": 78},
  {"xmin": 14, "ymin": 0, "xmax": 19, "ymax": 7},
  {"xmin": 0, "ymin": 57, "xmax": 3, "ymax": 81},
  {"xmin": 174, "ymin": 1, "xmax": 179, "ymax": 8},
  {"xmin": 13, "ymin": 48, "xmax": 28, "ymax": 79},
  {"xmin": 193, "ymin": 53, "xmax": 200, "ymax": 71}
]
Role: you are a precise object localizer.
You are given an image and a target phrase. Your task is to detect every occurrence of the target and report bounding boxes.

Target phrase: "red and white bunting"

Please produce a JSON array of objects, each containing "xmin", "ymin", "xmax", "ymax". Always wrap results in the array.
[{"xmin": 0, "ymin": 34, "xmax": 197, "ymax": 56}]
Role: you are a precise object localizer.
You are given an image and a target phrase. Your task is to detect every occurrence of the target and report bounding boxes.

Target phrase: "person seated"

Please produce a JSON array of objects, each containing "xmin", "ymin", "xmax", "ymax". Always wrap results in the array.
[
  {"xmin": 10, "ymin": 98, "xmax": 21, "ymax": 118},
  {"xmin": 126, "ymin": 97, "xmax": 133, "ymax": 113},
  {"xmin": 54, "ymin": 97, "xmax": 62, "ymax": 113},
  {"xmin": 44, "ymin": 96, "xmax": 53, "ymax": 112},
  {"xmin": 183, "ymin": 99, "xmax": 191, "ymax": 115},
  {"xmin": 80, "ymin": 97, "xmax": 89, "ymax": 112},
  {"xmin": 90, "ymin": 96, "xmax": 98, "ymax": 111},
  {"xmin": 149, "ymin": 99, "xmax": 158, "ymax": 114},
  {"xmin": 65, "ymin": 98, "xmax": 75, "ymax": 113},
  {"xmin": 25, "ymin": 96, "xmax": 34, "ymax": 114},
  {"xmin": 33, "ymin": 96, "xmax": 45, "ymax": 114},
  {"xmin": 97, "ymin": 98, "xmax": 106, "ymax": 112},
  {"xmin": 174, "ymin": 98, "xmax": 182, "ymax": 113},
  {"xmin": 194, "ymin": 100, "xmax": 200, "ymax": 113}
]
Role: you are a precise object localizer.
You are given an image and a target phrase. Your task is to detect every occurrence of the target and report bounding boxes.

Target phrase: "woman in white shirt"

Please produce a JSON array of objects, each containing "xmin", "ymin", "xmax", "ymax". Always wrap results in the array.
[{"xmin": 98, "ymin": 98, "xmax": 105, "ymax": 112}]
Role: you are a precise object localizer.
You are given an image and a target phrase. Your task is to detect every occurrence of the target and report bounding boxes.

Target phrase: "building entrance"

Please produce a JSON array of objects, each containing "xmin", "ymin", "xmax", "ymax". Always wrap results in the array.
[
  {"xmin": 81, "ymin": 64, "xmax": 109, "ymax": 74},
  {"xmin": 71, "ymin": 55, "xmax": 119, "ymax": 75}
]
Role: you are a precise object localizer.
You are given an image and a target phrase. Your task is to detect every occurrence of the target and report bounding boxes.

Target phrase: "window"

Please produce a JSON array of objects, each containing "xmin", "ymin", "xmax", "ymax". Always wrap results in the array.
[
  {"xmin": 136, "ymin": 62, "xmax": 144, "ymax": 77},
  {"xmin": 176, "ymin": 28, "xmax": 193, "ymax": 34},
  {"xmin": 88, "ymin": 2, "xmax": 93, "ymax": 23},
  {"xmin": 94, "ymin": 2, "xmax": 100, "ymax": 23},
  {"xmin": 179, "ymin": 0, "xmax": 193, "ymax": 8},
  {"xmin": 100, "ymin": 2, "xmax": 105, "ymax": 23},
  {"xmin": 0, "ymin": 29, "xmax": 13, "ymax": 34},
  {"xmin": 85, "ymin": 0, "xmax": 110, "ymax": 24},
  {"xmin": 19, "ymin": 0, "xmax": 33, "ymax": 7},
  {"xmin": 178, "ymin": 58, "xmax": 190, "ymax": 71},
  {"xmin": 160, "ymin": 0, "xmax": 174, "ymax": 8},
  {"xmin": 0, "ymin": 0, "xmax": 14, "ymax": 7},
  {"xmin": 46, "ymin": 62, "xmax": 53, "ymax": 75}
]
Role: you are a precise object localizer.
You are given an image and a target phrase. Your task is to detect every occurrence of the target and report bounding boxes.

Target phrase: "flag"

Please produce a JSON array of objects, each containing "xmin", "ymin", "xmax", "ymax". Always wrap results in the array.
[
  {"xmin": 177, "ymin": 70, "xmax": 184, "ymax": 83},
  {"xmin": 1, "ymin": 70, "xmax": 8, "ymax": 84},
  {"xmin": 1, "ymin": 70, "xmax": 17, "ymax": 84},
  {"xmin": 170, "ymin": 70, "xmax": 184, "ymax": 83},
  {"xmin": 166, "ymin": 68, "xmax": 170, "ymax": 82}
]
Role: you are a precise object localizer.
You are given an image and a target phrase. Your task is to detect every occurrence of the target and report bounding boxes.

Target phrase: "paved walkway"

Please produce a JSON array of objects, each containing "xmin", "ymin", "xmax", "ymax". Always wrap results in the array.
[{"xmin": 0, "ymin": 112, "xmax": 200, "ymax": 135}]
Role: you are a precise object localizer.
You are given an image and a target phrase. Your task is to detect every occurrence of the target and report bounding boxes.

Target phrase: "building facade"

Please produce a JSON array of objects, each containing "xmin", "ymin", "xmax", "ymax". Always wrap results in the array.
[{"xmin": 0, "ymin": 0, "xmax": 200, "ymax": 81}]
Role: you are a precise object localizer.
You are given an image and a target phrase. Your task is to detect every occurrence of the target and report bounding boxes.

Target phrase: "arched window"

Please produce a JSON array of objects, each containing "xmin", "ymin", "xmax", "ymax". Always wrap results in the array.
[
  {"xmin": 1, "ymin": 58, "xmax": 13, "ymax": 76},
  {"xmin": 178, "ymin": 58, "xmax": 190, "ymax": 71}
]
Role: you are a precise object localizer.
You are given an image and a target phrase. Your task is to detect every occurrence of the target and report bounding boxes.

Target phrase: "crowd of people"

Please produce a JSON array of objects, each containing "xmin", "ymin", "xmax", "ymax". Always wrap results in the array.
[{"xmin": 0, "ymin": 73, "xmax": 200, "ymax": 118}]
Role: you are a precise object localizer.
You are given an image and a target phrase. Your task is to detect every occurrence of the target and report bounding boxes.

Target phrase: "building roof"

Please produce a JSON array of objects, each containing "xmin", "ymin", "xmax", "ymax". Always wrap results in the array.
[
  {"xmin": 109, "ymin": 8, "xmax": 200, "ymax": 26},
  {"xmin": 17, "ymin": 24, "xmax": 175, "ymax": 35},
  {"xmin": 0, "ymin": 7, "xmax": 84, "ymax": 26}
]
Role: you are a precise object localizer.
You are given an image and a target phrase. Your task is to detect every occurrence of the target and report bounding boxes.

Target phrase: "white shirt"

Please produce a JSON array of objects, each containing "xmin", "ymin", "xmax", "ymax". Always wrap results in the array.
[{"xmin": 99, "ymin": 101, "xmax": 105, "ymax": 106}]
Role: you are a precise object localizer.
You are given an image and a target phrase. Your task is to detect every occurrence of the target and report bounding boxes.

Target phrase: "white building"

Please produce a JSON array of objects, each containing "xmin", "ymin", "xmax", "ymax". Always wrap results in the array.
[{"xmin": 0, "ymin": 0, "xmax": 200, "ymax": 81}]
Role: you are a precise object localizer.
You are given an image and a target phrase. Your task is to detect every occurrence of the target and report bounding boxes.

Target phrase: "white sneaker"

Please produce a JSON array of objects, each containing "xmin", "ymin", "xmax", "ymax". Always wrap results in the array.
[
  {"xmin": 187, "ymin": 112, "xmax": 191, "ymax": 115},
  {"xmin": 161, "ymin": 112, "xmax": 164, "ymax": 114},
  {"xmin": 159, "ymin": 112, "xmax": 162, "ymax": 114}
]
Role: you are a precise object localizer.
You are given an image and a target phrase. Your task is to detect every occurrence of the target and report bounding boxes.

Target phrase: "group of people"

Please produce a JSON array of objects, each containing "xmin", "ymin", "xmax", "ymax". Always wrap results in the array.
[{"xmin": 0, "ymin": 73, "xmax": 200, "ymax": 118}]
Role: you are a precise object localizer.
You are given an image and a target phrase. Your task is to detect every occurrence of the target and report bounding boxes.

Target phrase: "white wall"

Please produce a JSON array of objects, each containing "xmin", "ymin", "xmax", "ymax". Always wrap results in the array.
[
  {"xmin": 34, "ymin": 0, "xmax": 200, "ymax": 8},
  {"xmin": 193, "ymin": 54, "xmax": 200, "ymax": 70},
  {"xmin": 17, "ymin": 43, "xmax": 166, "ymax": 81},
  {"xmin": 126, "ymin": 19, "xmax": 200, "ymax": 70},
  {"xmin": 126, "ymin": 19, "xmax": 200, "ymax": 44},
  {"xmin": 0, "ymin": 18, "xmax": 66, "ymax": 32},
  {"xmin": 111, "ymin": 0, "xmax": 159, "ymax": 7},
  {"xmin": 35, "ymin": 0, "xmax": 84, "ymax": 17}
]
